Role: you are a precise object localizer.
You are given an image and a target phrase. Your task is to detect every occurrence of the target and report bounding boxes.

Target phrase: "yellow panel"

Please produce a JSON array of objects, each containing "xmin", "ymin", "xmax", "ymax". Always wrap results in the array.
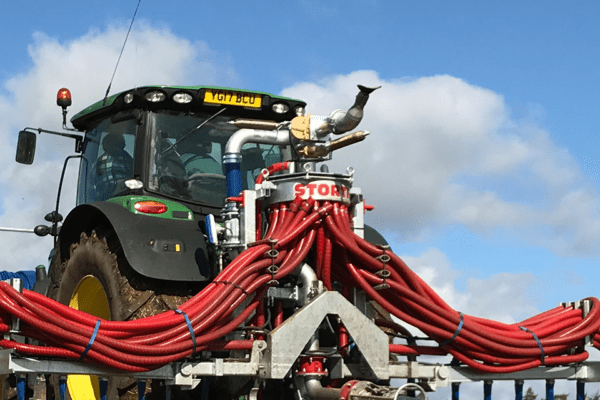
[
  {"xmin": 67, "ymin": 275, "xmax": 111, "ymax": 400},
  {"xmin": 204, "ymin": 89, "xmax": 262, "ymax": 108}
]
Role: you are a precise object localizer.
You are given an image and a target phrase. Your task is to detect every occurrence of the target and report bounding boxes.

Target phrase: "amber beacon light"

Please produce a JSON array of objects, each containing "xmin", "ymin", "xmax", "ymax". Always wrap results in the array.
[{"xmin": 56, "ymin": 88, "xmax": 72, "ymax": 109}]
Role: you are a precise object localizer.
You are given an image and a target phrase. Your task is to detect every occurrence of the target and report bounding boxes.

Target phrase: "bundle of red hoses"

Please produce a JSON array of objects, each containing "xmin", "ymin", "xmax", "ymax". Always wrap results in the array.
[
  {"xmin": 319, "ymin": 202, "xmax": 600, "ymax": 373},
  {"xmin": 0, "ymin": 196, "xmax": 598, "ymax": 374}
]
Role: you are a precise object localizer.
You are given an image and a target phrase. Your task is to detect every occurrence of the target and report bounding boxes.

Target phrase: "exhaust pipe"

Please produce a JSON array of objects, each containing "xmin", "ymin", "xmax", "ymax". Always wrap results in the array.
[{"xmin": 315, "ymin": 85, "xmax": 381, "ymax": 137}]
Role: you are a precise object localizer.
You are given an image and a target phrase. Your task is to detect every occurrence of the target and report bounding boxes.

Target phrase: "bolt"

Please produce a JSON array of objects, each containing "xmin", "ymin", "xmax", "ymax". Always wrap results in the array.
[
  {"xmin": 180, "ymin": 363, "xmax": 193, "ymax": 377},
  {"xmin": 437, "ymin": 366, "xmax": 449, "ymax": 379}
]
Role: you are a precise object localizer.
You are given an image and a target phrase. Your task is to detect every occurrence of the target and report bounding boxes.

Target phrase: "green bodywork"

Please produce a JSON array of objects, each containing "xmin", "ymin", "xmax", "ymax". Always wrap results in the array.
[{"xmin": 107, "ymin": 195, "xmax": 194, "ymax": 220}]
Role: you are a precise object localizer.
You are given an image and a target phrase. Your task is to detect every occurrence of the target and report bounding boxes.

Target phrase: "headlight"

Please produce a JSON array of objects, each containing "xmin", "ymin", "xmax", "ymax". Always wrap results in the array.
[
  {"xmin": 272, "ymin": 103, "xmax": 289, "ymax": 114},
  {"xmin": 145, "ymin": 91, "xmax": 166, "ymax": 102},
  {"xmin": 173, "ymin": 92, "xmax": 193, "ymax": 104}
]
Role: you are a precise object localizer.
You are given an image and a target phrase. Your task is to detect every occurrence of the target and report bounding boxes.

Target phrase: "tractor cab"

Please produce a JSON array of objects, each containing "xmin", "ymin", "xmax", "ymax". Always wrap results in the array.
[
  {"xmin": 71, "ymin": 86, "xmax": 306, "ymax": 213},
  {"xmin": 15, "ymin": 86, "xmax": 307, "ymax": 285}
]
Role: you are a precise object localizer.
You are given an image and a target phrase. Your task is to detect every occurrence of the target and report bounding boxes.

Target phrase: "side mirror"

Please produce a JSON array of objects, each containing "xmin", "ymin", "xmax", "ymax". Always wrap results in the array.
[{"xmin": 16, "ymin": 130, "xmax": 37, "ymax": 164}]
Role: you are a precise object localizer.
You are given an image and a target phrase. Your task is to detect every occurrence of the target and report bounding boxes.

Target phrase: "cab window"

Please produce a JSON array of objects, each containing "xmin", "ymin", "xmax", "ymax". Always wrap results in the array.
[{"xmin": 77, "ymin": 117, "xmax": 137, "ymax": 204}]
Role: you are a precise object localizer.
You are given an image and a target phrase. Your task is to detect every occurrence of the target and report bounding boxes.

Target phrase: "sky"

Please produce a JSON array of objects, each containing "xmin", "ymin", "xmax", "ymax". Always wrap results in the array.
[{"xmin": 1, "ymin": 1, "xmax": 600, "ymax": 398}]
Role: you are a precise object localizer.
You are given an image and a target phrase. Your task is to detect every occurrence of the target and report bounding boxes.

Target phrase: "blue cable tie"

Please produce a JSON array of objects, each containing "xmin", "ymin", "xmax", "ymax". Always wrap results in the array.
[
  {"xmin": 17, "ymin": 376, "xmax": 26, "ymax": 400},
  {"xmin": 441, "ymin": 312, "xmax": 464, "ymax": 347},
  {"xmin": 80, "ymin": 320, "xmax": 101, "ymax": 360},
  {"xmin": 176, "ymin": 309, "xmax": 197, "ymax": 355},
  {"xmin": 59, "ymin": 378, "xmax": 67, "ymax": 400},
  {"xmin": 99, "ymin": 378, "xmax": 108, "ymax": 400},
  {"xmin": 520, "ymin": 326, "xmax": 545, "ymax": 365}
]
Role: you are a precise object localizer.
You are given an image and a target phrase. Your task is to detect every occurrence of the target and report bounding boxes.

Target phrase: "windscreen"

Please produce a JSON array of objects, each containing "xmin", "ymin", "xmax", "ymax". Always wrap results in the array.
[{"xmin": 147, "ymin": 110, "xmax": 289, "ymax": 207}]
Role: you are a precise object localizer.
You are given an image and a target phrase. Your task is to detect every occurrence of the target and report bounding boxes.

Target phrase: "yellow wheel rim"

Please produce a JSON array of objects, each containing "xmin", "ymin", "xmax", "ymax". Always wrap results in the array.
[{"xmin": 67, "ymin": 275, "xmax": 111, "ymax": 400}]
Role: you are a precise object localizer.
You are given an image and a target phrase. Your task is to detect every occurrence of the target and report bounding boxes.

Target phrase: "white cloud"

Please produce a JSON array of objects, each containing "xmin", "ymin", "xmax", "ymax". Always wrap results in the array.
[
  {"xmin": 4, "ymin": 22, "xmax": 238, "ymax": 134},
  {"xmin": 391, "ymin": 248, "xmax": 556, "ymax": 400},
  {"xmin": 400, "ymin": 248, "xmax": 538, "ymax": 323},
  {"xmin": 0, "ymin": 22, "xmax": 238, "ymax": 272},
  {"xmin": 394, "ymin": 248, "xmax": 600, "ymax": 399},
  {"xmin": 1, "ymin": 24, "xmax": 599, "ymax": 399},
  {"xmin": 281, "ymin": 70, "xmax": 600, "ymax": 256}
]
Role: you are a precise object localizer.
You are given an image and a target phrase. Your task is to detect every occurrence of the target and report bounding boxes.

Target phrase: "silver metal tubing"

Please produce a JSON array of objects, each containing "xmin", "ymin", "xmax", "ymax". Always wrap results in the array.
[
  {"xmin": 315, "ymin": 85, "xmax": 380, "ymax": 137},
  {"xmin": 224, "ymin": 129, "xmax": 291, "ymax": 157},
  {"xmin": 291, "ymin": 263, "xmax": 319, "ymax": 307},
  {"xmin": 0, "ymin": 227, "xmax": 34, "ymax": 233},
  {"xmin": 304, "ymin": 377, "xmax": 341, "ymax": 400}
]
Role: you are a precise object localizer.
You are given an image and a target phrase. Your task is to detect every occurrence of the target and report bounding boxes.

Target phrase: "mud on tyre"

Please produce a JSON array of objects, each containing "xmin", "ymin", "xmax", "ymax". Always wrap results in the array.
[{"xmin": 47, "ymin": 230, "xmax": 190, "ymax": 400}]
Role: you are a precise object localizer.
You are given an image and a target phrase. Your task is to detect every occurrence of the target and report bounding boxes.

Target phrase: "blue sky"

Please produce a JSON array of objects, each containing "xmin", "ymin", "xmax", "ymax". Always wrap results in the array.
[{"xmin": 1, "ymin": 1, "xmax": 600, "ymax": 396}]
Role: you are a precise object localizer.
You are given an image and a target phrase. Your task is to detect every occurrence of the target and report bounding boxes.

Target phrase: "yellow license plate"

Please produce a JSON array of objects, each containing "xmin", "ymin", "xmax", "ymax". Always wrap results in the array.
[{"xmin": 204, "ymin": 89, "xmax": 262, "ymax": 108}]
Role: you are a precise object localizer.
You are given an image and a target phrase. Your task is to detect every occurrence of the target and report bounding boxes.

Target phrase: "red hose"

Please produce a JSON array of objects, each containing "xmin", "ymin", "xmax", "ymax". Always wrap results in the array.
[
  {"xmin": 255, "ymin": 298, "xmax": 266, "ymax": 341},
  {"xmin": 0, "ymin": 201, "xmax": 309, "ymax": 371},
  {"xmin": 389, "ymin": 344, "xmax": 448, "ymax": 356},
  {"xmin": 316, "ymin": 225, "xmax": 326, "ymax": 280},
  {"xmin": 0, "ymin": 194, "xmax": 599, "ymax": 376},
  {"xmin": 274, "ymin": 301, "xmax": 284, "ymax": 328},
  {"xmin": 255, "ymin": 162, "xmax": 290, "ymax": 185},
  {"xmin": 323, "ymin": 210, "xmax": 600, "ymax": 372}
]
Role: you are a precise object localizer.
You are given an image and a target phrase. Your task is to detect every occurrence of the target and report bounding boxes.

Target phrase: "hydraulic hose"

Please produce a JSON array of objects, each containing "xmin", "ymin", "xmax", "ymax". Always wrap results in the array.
[
  {"xmin": 322, "ymin": 208, "xmax": 600, "ymax": 373},
  {"xmin": 0, "ymin": 193, "xmax": 599, "ymax": 377},
  {"xmin": 0, "ymin": 199, "xmax": 313, "ymax": 371}
]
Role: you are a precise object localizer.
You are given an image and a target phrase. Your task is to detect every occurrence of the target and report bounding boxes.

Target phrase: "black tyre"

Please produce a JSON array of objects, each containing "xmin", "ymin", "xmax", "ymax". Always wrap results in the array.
[{"xmin": 48, "ymin": 230, "xmax": 188, "ymax": 400}]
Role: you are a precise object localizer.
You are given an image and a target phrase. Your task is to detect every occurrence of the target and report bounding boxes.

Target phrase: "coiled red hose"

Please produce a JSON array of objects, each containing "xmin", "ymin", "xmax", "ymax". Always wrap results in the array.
[
  {"xmin": 0, "ymin": 195, "xmax": 599, "ymax": 376},
  {"xmin": 324, "ymin": 203, "xmax": 600, "ymax": 373},
  {"xmin": 0, "ymin": 198, "xmax": 324, "ymax": 371}
]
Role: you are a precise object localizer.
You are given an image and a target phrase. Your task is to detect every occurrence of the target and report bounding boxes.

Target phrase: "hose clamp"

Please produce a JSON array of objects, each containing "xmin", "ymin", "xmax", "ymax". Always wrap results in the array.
[
  {"xmin": 374, "ymin": 245, "xmax": 391, "ymax": 291},
  {"xmin": 266, "ymin": 238, "xmax": 279, "ymax": 285}
]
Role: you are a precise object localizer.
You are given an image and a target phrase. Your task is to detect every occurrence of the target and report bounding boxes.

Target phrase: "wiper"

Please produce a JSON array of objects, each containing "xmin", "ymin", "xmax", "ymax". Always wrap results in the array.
[{"xmin": 161, "ymin": 107, "xmax": 227, "ymax": 155}]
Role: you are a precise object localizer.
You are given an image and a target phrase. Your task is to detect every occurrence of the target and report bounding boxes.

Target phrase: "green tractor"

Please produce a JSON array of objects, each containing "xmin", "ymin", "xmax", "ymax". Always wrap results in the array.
[
  {"xmin": 16, "ymin": 86, "xmax": 307, "ymax": 399},
  {"xmin": 15, "ymin": 83, "xmax": 389, "ymax": 400}
]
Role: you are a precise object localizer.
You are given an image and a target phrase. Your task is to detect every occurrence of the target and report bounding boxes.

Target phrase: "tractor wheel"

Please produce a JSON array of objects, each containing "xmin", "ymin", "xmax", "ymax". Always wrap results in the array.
[{"xmin": 47, "ymin": 230, "xmax": 190, "ymax": 400}]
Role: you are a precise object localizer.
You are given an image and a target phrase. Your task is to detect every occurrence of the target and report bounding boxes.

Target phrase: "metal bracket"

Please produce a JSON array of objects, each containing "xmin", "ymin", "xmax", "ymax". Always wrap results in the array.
[
  {"xmin": 267, "ymin": 285, "xmax": 299, "ymax": 307},
  {"xmin": 448, "ymin": 362, "xmax": 600, "ymax": 383},
  {"xmin": 8, "ymin": 279, "xmax": 23, "ymax": 334},
  {"xmin": 264, "ymin": 291, "xmax": 389, "ymax": 380},
  {"xmin": 561, "ymin": 300, "xmax": 593, "ymax": 346}
]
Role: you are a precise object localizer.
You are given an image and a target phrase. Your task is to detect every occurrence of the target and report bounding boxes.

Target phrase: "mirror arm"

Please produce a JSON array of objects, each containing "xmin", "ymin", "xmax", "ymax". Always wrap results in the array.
[{"xmin": 23, "ymin": 127, "xmax": 84, "ymax": 152}]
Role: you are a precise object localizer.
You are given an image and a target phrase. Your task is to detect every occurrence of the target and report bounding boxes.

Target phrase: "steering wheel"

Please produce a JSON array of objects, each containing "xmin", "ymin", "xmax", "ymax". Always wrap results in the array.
[
  {"xmin": 187, "ymin": 173, "xmax": 227, "ymax": 203},
  {"xmin": 158, "ymin": 175, "xmax": 189, "ymax": 197}
]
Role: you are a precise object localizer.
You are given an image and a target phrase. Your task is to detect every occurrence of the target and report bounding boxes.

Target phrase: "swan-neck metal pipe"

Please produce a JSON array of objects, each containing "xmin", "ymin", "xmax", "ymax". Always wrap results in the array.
[
  {"xmin": 304, "ymin": 378, "xmax": 341, "ymax": 400},
  {"xmin": 224, "ymin": 128, "xmax": 291, "ymax": 156},
  {"xmin": 290, "ymin": 263, "xmax": 319, "ymax": 307},
  {"xmin": 315, "ymin": 85, "xmax": 380, "ymax": 137},
  {"xmin": 223, "ymin": 128, "xmax": 291, "ymax": 197}
]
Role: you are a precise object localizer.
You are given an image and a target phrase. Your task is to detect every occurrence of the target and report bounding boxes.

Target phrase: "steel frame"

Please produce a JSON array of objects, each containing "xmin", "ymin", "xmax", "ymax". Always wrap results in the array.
[{"xmin": 2, "ymin": 290, "xmax": 600, "ymax": 394}]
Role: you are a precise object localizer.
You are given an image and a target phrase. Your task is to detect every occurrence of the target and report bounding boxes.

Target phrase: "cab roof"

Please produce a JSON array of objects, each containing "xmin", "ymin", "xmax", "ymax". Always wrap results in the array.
[{"xmin": 70, "ymin": 85, "xmax": 306, "ymax": 130}]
